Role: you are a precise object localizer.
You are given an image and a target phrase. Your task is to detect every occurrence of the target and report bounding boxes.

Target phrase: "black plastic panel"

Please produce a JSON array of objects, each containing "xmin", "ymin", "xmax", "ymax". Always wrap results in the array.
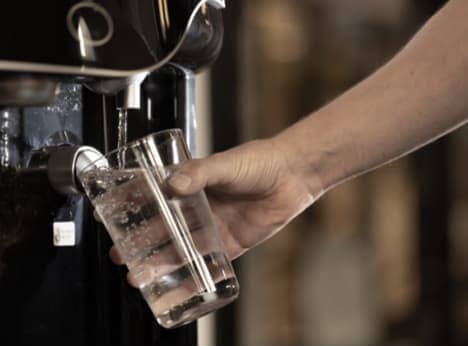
[{"xmin": 0, "ymin": 82, "xmax": 197, "ymax": 345}]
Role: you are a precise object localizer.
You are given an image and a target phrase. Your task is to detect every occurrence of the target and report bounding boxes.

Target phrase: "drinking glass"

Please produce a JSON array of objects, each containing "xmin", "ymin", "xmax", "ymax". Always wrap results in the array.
[{"xmin": 77, "ymin": 129, "xmax": 239, "ymax": 328}]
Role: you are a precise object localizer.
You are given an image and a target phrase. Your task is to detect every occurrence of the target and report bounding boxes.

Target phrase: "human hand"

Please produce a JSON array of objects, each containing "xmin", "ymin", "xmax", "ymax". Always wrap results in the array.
[
  {"xmin": 163, "ymin": 138, "xmax": 316, "ymax": 260},
  {"xmin": 102, "ymin": 137, "xmax": 317, "ymax": 281}
]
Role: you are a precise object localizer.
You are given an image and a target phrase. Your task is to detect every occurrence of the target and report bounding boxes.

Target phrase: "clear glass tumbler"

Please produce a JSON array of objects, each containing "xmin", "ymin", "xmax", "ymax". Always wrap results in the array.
[{"xmin": 77, "ymin": 129, "xmax": 239, "ymax": 328}]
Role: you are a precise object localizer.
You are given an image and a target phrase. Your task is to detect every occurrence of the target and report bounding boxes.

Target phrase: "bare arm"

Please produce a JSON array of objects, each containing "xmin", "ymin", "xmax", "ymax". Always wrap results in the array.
[
  {"xmin": 277, "ymin": 0, "xmax": 468, "ymax": 197},
  {"xmin": 111, "ymin": 0, "xmax": 468, "ymax": 262}
]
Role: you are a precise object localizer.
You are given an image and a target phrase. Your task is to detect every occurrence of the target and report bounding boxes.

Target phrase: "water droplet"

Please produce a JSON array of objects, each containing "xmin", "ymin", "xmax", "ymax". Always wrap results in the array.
[{"xmin": 119, "ymin": 213, "xmax": 129, "ymax": 224}]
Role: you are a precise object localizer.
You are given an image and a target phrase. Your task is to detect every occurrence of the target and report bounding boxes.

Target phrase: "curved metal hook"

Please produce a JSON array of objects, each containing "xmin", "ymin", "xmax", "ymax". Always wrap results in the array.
[{"xmin": 0, "ymin": 0, "xmax": 224, "ymax": 79}]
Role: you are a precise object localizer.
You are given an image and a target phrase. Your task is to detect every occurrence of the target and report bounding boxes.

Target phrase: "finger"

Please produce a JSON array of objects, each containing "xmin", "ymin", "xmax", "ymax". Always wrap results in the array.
[
  {"xmin": 211, "ymin": 211, "xmax": 247, "ymax": 261},
  {"xmin": 109, "ymin": 246, "xmax": 124, "ymax": 265},
  {"xmin": 127, "ymin": 271, "xmax": 139, "ymax": 288},
  {"xmin": 93, "ymin": 210, "xmax": 102, "ymax": 222},
  {"xmin": 167, "ymin": 152, "xmax": 239, "ymax": 196}
]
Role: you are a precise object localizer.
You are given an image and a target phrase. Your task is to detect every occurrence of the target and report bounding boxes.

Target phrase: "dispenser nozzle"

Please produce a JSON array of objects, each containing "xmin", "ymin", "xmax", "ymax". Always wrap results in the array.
[
  {"xmin": 116, "ymin": 82, "xmax": 141, "ymax": 110},
  {"xmin": 116, "ymin": 73, "xmax": 147, "ymax": 110}
]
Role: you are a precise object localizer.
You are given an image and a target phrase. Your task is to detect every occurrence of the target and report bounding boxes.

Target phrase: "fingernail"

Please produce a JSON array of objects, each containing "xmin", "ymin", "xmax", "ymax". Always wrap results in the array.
[
  {"xmin": 109, "ymin": 247, "xmax": 124, "ymax": 265},
  {"xmin": 168, "ymin": 173, "xmax": 192, "ymax": 191}
]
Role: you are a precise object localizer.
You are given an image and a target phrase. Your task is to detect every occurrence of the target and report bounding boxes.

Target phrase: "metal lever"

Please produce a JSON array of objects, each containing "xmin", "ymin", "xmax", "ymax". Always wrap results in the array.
[{"xmin": 47, "ymin": 146, "xmax": 103, "ymax": 195}]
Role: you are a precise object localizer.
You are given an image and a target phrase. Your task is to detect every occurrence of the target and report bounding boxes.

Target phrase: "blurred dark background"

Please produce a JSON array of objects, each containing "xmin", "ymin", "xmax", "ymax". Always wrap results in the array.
[{"xmin": 205, "ymin": 1, "xmax": 468, "ymax": 346}]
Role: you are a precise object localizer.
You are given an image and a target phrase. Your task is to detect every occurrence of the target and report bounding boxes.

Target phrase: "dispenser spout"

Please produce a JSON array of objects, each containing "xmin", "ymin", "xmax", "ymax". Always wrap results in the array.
[
  {"xmin": 116, "ymin": 82, "xmax": 141, "ymax": 110},
  {"xmin": 116, "ymin": 73, "xmax": 147, "ymax": 110}
]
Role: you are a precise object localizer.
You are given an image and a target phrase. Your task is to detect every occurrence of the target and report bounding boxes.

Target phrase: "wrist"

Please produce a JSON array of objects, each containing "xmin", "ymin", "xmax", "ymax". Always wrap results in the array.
[{"xmin": 271, "ymin": 125, "xmax": 328, "ymax": 202}]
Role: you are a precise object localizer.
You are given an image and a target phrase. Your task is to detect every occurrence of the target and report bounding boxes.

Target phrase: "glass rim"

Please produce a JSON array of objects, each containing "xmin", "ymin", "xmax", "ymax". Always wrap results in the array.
[{"xmin": 78, "ymin": 128, "xmax": 185, "ymax": 175}]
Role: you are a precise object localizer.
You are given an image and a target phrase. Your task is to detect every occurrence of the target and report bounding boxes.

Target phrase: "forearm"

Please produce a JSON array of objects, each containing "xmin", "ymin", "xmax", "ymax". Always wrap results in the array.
[{"xmin": 277, "ymin": 0, "xmax": 468, "ymax": 196}]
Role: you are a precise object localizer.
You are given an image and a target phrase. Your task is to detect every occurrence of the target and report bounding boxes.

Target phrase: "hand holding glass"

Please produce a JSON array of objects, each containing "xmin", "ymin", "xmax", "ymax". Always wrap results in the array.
[{"xmin": 78, "ymin": 129, "xmax": 239, "ymax": 329}]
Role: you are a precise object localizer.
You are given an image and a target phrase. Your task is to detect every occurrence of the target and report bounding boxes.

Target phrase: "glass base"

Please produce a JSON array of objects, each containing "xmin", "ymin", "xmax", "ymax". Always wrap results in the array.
[{"xmin": 156, "ymin": 277, "xmax": 239, "ymax": 329}]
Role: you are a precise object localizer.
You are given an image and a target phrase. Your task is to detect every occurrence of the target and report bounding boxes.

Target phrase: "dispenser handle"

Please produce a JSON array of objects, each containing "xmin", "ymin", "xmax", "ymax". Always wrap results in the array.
[{"xmin": 47, "ymin": 146, "xmax": 104, "ymax": 195}]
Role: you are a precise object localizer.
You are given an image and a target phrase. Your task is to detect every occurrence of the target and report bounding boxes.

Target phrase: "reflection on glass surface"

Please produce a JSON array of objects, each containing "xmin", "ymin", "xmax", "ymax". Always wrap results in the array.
[{"xmin": 0, "ymin": 108, "xmax": 20, "ymax": 169}]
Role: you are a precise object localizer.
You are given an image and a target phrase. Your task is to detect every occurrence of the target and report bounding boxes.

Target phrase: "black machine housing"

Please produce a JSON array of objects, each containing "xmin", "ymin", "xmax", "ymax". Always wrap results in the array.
[{"xmin": 0, "ymin": 1, "xmax": 225, "ymax": 345}]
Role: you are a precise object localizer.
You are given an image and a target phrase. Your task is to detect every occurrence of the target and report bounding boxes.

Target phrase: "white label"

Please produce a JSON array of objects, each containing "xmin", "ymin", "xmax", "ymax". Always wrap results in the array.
[{"xmin": 53, "ymin": 222, "xmax": 76, "ymax": 247}]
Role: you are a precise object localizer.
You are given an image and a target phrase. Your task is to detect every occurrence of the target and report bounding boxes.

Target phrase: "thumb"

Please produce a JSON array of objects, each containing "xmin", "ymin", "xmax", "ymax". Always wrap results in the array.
[{"xmin": 167, "ymin": 153, "xmax": 237, "ymax": 195}]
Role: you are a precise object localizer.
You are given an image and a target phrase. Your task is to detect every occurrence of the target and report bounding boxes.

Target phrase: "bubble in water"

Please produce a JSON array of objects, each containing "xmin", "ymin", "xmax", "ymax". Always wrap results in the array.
[
  {"xmin": 115, "ymin": 172, "xmax": 135, "ymax": 186},
  {"xmin": 118, "ymin": 213, "xmax": 129, "ymax": 224},
  {"xmin": 131, "ymin": 206, "xmax": 141, "ymax": 214}
]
